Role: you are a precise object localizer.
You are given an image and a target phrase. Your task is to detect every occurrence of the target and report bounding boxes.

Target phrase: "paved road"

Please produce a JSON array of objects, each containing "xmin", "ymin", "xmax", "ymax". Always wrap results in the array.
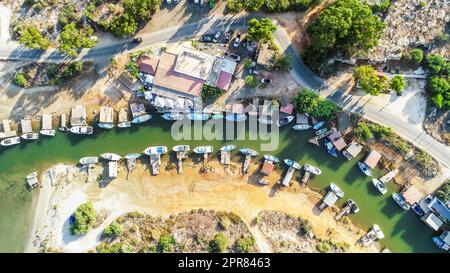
[{"xmin": 0, "ymin": 15, "xmax": 448, "ymax": 171}]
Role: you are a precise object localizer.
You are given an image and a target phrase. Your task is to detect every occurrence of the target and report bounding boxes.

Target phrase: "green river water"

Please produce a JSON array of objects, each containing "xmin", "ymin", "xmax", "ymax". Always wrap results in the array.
[{"xmin": 0, "ymin": 116, "xmax": 440, "ymax": 252}]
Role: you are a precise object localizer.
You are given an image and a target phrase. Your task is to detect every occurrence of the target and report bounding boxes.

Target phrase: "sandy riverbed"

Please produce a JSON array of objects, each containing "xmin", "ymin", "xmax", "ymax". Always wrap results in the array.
[{"xmin": 26, "ymin": 158, "xmax": 378, "ymax": 253}]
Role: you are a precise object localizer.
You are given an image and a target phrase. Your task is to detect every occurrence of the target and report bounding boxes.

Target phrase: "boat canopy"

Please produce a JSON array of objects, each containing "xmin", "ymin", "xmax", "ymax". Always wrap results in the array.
[
  {"xmin": 364, "ymin": 150, "xmax": 382, "ymax": 169},
  {"xmin": 1, "ymin": 120, "xmax": 17, "ymax": 138},
  {"xmin": 42, "ymin": 114, "xmax": 52, "ymax": 130},
  {"xmin": 323, "ymin": 191, "xmax": 339, "ymax": 207},
  {"xmin": 328, "ymin": 131, "xmax": 347, "ymax": 151},
  {"xmin": 401, "ymin": 185, "xmax": 424, "ymax": 205},
  {"xmin": 344, "ymin": 142, "xmax": 363, "ymax": 158},
  {"xmin": 99, "ymin": 107, "xmax": 114, "ymax": 123},
  {"xmin": 71, "ymin": 105, "xmax": 87, "ymax": 126},
  {"xmin": 421, "ymin": 212, "xmax": 444, "ymax": 231}
]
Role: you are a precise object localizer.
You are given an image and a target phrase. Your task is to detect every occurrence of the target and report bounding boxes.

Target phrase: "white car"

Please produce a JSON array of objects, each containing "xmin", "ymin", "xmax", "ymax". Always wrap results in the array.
[
  {"xmin": 212, "ymin": 32, "xmax": 221, "ymax": 43},
  {"xmin": 166, "ymin": 0, "xmax": 172, "ymax": 4},
  {"xmin": 233, "ymin": 34, "xmax": 241, "ymax": 48}
]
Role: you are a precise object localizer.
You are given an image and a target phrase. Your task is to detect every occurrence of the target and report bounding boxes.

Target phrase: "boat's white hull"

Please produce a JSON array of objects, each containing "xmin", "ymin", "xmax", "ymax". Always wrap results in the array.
[
  {"xmin": 101, "ymin": 153, "xmax": 122, "ymax": 161},
  {"xmin": 20, "ymin": 133, "xmax": 39, "ymax": 140},
  {"xmin": 79, "ymin": 157, "xmax": 99, "ymax": 165},
  {"xmin": 144, "ymin": 146, "xmax": 168, "ymax": 155},
  {"xmin": 40, "ymin": 129, "xmax": 56, "ymax": 136},
  {"xmin": 70, "ymin": 126, "xmax": 93, "ymax": 135},
  {"xmin": 372, "ymin": 179, "xmax": 387, "ymax": 194},
  {"xmin": 292, "ymin": 124, "xmax": 311, "ymax": 130},
  {"xmin": 0, "ymin": 137, "xmax": 21, "ymax": 146}
]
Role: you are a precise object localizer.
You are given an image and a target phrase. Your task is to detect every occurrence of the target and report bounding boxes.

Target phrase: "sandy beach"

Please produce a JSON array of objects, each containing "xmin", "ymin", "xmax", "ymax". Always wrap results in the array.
[{"xmin": 26, "ymin": 158, "xmax": 378, "ymax": 253}]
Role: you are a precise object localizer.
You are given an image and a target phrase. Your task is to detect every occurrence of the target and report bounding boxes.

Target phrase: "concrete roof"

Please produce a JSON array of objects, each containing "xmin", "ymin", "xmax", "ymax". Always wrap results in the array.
[{"xmin": 173, "ymin": 48, "xmax": 215, "ymax": 80}]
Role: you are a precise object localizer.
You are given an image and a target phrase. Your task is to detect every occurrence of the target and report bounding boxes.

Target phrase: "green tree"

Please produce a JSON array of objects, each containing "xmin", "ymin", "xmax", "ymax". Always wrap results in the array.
[
  {"xmin": 59, "ymin": 23, "xmax": 96, "ymax": 57},
  {"xmin": 247, "ymin": 18, "xmax": 277, "ymax": 43},
  {"xmin": 58, "ymin": 5, "xmax": 79, "ymax": 26},
  {"xmin": 243, "ymin": 58, "xmax": 254, "ymax": 69},
  {"xmin": 428, "ymin": 77, "xmax": 450, "ymax": 95},
  {"xmin": 103, "ymin": 221, "xmax": 123, "ymax": 238},
  {"xmin": 425, "ymin": 54, "xmax": 448, "ymax": 75},
  {"xmin": 109, "ymin": 13, "xmax": 138, "ymax": 38},
  {"xmin": 226, "ymin": 0, "xmax": 245, "ymax": 13},
  {"xmin": 208, "ymin": 233, "xmax": 228, "ymax": 253},
  {"xmin": 390, "ymin": 75, "xmax": 405, "ymax": 95},
  {"xmin": 436, "ymin": 182, "xmax": 450, "ymax": 203},
  {"xmin": 293, "ymin": 89, "xmax": 319, "ymax": 114},
  {"xmin": 354, "ymin": 122, "xmax": 372, "ymax": 141},
  {"xmin": 19, "ymin": 25, "xmax": 51, "ymax": 50},
  {"xmin": 245, "ymin": 75, "xmax": 258, "ymax": 88},
  {"xmin": 14, "ymin": 73, "xmax": 28, "ymax": 87},
  {"xmin": 245, "ymin": 0, "xmax": 264, "ymax": 11},
  {"xmin": 236, "ymin": 236, "xmax": 255, "ymax": 253},
  {"xmin": 405, "ymin": 48, "xmax": 423, "ymax": 64},
  {"xmin": 70, "ymin": 202, "xmax": 97, "ymax": 235},
  {"xmin": 354, "ymin": 65, "xmax": 383, "ymax": 96},
  {"xmin": 123, "ymin": 0, "xmax": 159, "ymax": 21},
  {"xmin": 158, "ymin": 234, "xmax": 176, "ymax": 253},
  {"xmin": 273, "ymin": 53, "xmax": 292, "ymax": 71},
  {"xmin": 313, "ymin": 100, "xmax": 339, "ymax": 120}
]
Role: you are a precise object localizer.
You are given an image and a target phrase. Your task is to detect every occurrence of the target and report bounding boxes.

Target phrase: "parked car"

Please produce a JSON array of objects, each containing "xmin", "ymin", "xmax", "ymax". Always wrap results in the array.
[
  {"xmin": 225, "ymin": 52, "xmax": 241, "ymax": 62},
  {"xmin": 261, "ymin": 78, "xmax": 272, "ymax": 84},
  {"xmin": 133, "ymin": 37, "xmax": 143, "ymax": 43},
  {"xmin": 249, "ymin": 69, "xmax": 259, "ymax": 75},
  {"xmin": 200, "ymin": 35, "xmax": 214, "ymax": 43},
  {"xmin": 213, "ymin": 32, "xmax": 221, "ymax": 43},
  {"xmin": 166, "ymin": 0, "xmax": 172, "ymax": 4},
  {"xmin": 233, "ymin": 34, "xmax": 241, "ymax": 48},
  {"xmin": 224, "ymin": 31, "xmax": 234, "ymax": 43}
]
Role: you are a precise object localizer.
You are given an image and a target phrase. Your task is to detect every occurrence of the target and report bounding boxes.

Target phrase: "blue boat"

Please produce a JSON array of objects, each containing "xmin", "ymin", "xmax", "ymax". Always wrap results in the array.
[
  {"xmin": 98, "ymin": 123, "xmax": 114, "ymax": 129},
  {"xmin": 225, "ymin": 114, "xmax": 247, "ymax": 122},
  {"xmin": 125, "ymin": 153, "xmax": 141, "ymax": 160},
  {"xmin": 411, "ymin": 203, "xmax": 425, "ymax": 216},
  {"xmin": 263, "ymin": 154, "xmax": 279, "ymax": 163},
  {"xmin": 358, "ymin": 162, "xmax": 372, "ymax": 176},
  {"xmin": 162, "ymin": 112, "xmax": 184, "ymax": 121},
  {"xmin": 283, "ymin": 159, "xmax": 301, "ymax": 170},
  {"xmin": 144, "ymin": 146, "xmax": 168, "ymax": 155},
  {"xmin": 313, "ymin": 121, "xmax": 325, "ymax": 130},
  {"xmin": 239, "ymin": 148, "xmax": 259, "ymax": 157},
  {"xmin": 220, "ymin": 144, "xmax": 236, "ymax": 152},
  {"xmin": 187, "ymin": 112, "xmax": 209, "ymax": 121},
  {"xmin": 324, "ymin": 139, "xmax": 338, "ymax": 157},
  {"xmin": 132, "ymin": 114, "xmax": 152, "ymax": 124}
]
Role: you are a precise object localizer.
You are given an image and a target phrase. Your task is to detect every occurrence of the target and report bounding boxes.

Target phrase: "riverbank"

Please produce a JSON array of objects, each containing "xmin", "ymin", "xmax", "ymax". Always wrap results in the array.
[{"xmin": 27, "ymin": 159, "xmax": 378, "ymax": 253}]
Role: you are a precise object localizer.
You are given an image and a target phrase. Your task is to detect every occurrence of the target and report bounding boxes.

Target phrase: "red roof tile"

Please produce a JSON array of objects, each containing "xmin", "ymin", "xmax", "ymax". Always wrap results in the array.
[{"xmin": 138, "ymin": 56, "xmax": 159, "ymax": 75}]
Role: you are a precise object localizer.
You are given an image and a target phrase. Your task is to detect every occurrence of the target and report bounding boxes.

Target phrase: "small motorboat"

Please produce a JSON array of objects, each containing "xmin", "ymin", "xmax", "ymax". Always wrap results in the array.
[
  {"xmin": 432, "ymin": 234, "xmax": 450, "ymax": 251},
  {"xmin": 239, "ymin": 148, "xmax": 259, "ymax": 157},
  {"xmin": 257, "ymin": 178, "xmax": 269, "ymax": 185},
  {"xmin": 220, "ymin": 144, "xmax": 236, "ymax": 152},
  {"xmin": 193, "ymin": 146, "xmax": 213, "ymax": 154},
  {"xmin": 258, "ymin": 117, "xmax": 273, "ymax": 125},
  {"xmin": 392, "ymin": 193, "xmax": 411, "ymax": 210},
  {"xmin": 162, "ymin": 112, "xmax": 184, "ymax": 121},
  {"xmin": 330, "ymin": 183, "xmax": 344, "ymax": 198},
  {"xmin": 144, "ymin": 146, "xmax": 168, "ymax": 155},
  {"xmin": 1, "ymin": 137, "xmax": 21, "ymax": 146},
  {"xmin": 186, "ymin": 112, "xmax": 209, "ymax": 121},
  {"xmin": 132, "ymin": 114, "xmax": 152, "ymax": 124},
  {"xmin": 79, "ymin": 157, "xmax": 99, "ymax": 165},
  {"xmin": 324, "ymin": 139, "xmax": 338, "ymax": 157},
  {"xmin": 292, "ymin": 124, "xmax": 312, "ymax": 131},
  {"xmin": 315, "ymin": 128, "xmax": 327, "ymax": 136},
  {"xmin": 117, "ymin": 121, "xmax": 131, "ymax": 128},
  {"xmin": 313, "ymin": 121, "xmax": 325, "ymax": 130},
  {"xmin": 379, "ymin": 169, "xmax": 399, "ymax": 184},
  {"xmin": 20, "ymin": 133, "xmax": 39, "ymax": 140},
  {"xmin": 283, "ymin": 159, "xmax": 301, "ymax": 170},
  {"xmin": 26, "ymin": 172, "xmax": 37, "ymax": 180},
  {"xmin": 172, "ymin": 145, "xmax": 190, "ymax": 152},
  {"xmin": 358, "ymin": 224, "xmax": 384, "ymax": 246},
  {"xmin": 40, "ymin": 129, "xmax": 56, "ymax": 136},
  {"xmin": 125, "ymin": 153, "xmax": 141, "ymax": 160},
  {"xmin": 411, "ymin": 203, "xmax": 425, "ymax": 216},
  {"xmin": 277, "ymin": 115, "xmax": 294, "ymax": 127},
  {"xmin": 101, "ymin": 153, "xmax": 122, "ymax": 161},
  {"xmin": 358, "ymin": 162, "xmax": 372, "ymax": 176},
  {"xmin": 303, "ymin": 164, "xmax": 322, "ymax": 175},
  {"xmin": 70, "ymin": 126, "xmax": 93, "ymax": 135},
  {"xmin": 372, "ymin": 179, "xmax": 387, "ymax": 194},
  {"xmin": 211, "ymin": 113, "xmax": 224, "ymax": 120},
  {"xmin": 98, "ymin": 123, "xmax": 114, "ymax": 129},
  {"xmin": 225, "ymin": 114, "xmax": 247, "ymax": 122},
  {"xmin": 348, "ymin": 199, "xmax": 359, "ymax": 213},
  {"xmin": 263, "ymin": 154, "xmax": 279, "ymax": 163}
]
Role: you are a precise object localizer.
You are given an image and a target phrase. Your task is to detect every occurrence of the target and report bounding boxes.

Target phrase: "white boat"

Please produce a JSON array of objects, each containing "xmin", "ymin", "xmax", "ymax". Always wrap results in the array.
[
  {"xmin": 225, "ymin": 114, "xmax": 247, "ymax": 122},
  {"xmin": 277, "ymin": 115, "xmax": 294, "ymax": 127},
  {"xmin": 186, "ymin": 112, "xmax": 209, "ymax": 121},
  {"xmin": 125, "ymin": 153, "xmax": 141, "ymax": 160},
  {"xmin": 239, "ymin": 148, "xmax": 259, "ymax": 157},
  {"xmin": 101, "ymin": 153, "xmax": 122, "ymax": 161},
  {"xmin": 172, "ymin": 145, "xmax": 190, "ymax": 152},
  {"xmin": 40, "ymin": 114, "xmax": 55, "ymax": 136},
  {"xmin": 1, "ymin": 136, "xmax": 21, "ymax": 147},
  {"xmin": 258, "ymin": 117, "xmax": 273, "ymax": 125},
  {"xmin": 313, "ymin": 121, "xmax": 325, "ymax": 130},
  {"xmin": 358, "ymin": 224, "xmax": 384, "ymax": 246},
  {"xmin": 144, "ymin": 146, "xmax": 168, "ymax": 155},
  {"xmin": 315, "ymin": 128, "xmax": 327, "ymax": 136},
  {"xmin": 117, "ymin": 121, "xmax": 131, "ymax": 128},
  {"xmin": 283, "ymin": 159, "xmax": 301, "ymax": 170},
  {"xmin": 348, "ymin": 199, "xmax": 359, "ymax": 213},
  {"xmin": 70, "ymin": 126, "xmax": 93, "ymax": 135},
  {"xmin": 304, "ymin": 164, "xmax": 322, "ymax": 175},
  {"xmin": 372, "ymin": 178, "xmax": 387, "ymax": 194},
  {"xmin": 392, "ymin": 193, "xmax": 411, "ymax": 210},
  {"xmin": 330, "ymin": 183, "xmax": 344, "ymax": 198},
  {"xmin": 193, "ymin": 146, "xmax": 213, "ymax": 154},
  {"xmin": 40, "ymin": 129, "xmax": 56, "ymax": 136},
  {"xmin": 358, "ymin": 162, "xmax": 372, "ymax": 176},
  {"xmin": 162, "ymin": 112, "xmax": 184, "ymax": 121},
  {"xmin": 257, "ymin": 178, "xmax": 269, "ymax": 185},
  {"xmin": 98, "ymin": 123, "xmax": 114, "ymax": 129},
  {"xmin": 131, "ymin": 114, "xmax": 152, "ymax": 124},
  {"xmin": 26, "ymin": 172, "xmax": 37, "ymax": 180},
  {"xmin": 20, "ymin": 133, "xmax": 39, "ymax": 140},
  {"xmin": 220, "ymin": 144, "xmax": 236, "ymax": 152},
  {"xmin": 79, "ymin": 157, "xmax": 99, "ymax": 165},
  {"xmin": 292, "ymin": 124, "xmax": 312, "ymax": 131},
  {"xmin": 263, "ymin": 154, "xmax": 279, "ymax": 163}
]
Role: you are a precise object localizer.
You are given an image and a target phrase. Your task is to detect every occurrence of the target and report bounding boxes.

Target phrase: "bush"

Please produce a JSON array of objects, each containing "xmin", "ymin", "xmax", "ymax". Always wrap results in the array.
[
  {"xmin": 245, "ymin": 75, "xmax": 258, "ymax": 88},
  {"xmin": 436, "ymin": 182, "xmax": 450, "ymax": 203},
  {"xmin": 354, "ymin": 122, "xmax": 372, "ymax": 141},
  {"xmin": 208, "ymin": 233, "xmax": 228, "ymax": 253},
  {"xmin": 218, "ymin": 215, "xmax": 231, "ymax": 230},
  {"xmin": 369, "ymin": 123, "xmax": 392, "ymax": 140},
  {"xmin": 59, "ymin": 23, "xmax": 96, "ymax": 57},
  {"xmin": 103, "ymin": 221, "xmax": 123, "ymax": 238},
  {"xmin": 158, "ymin": 234, "xmax": 176, "ymax": 253},
  {"xmin": 243, "ymin": 58, "xmax": 254, "ymax": 69},
  {"xmin": 273, "ymin": 52, "xmax": 292, "ymax": 71},
  {"xmin": 293, "ymin": 89, "xmax": 339, "ymax": 119},
  {"xmin": 370, "ymin": 0, "xmax": 390, "ymax": 13},
  {"xmin": 109, "ymin": 13, "xmax": 138, "ymax": 38},
  {"xmin": 96, "ymin": 242, "xmax": 123, "ymax": 253},
  {"xmin": 404, "ymin": 48, "xmax": 423, "ymax": 64},
  {"xmin": 316, "ymin": 242, "xmax": 332, "ymax": 253},
  {"xmin": 70, "ymin": 202, "xmax": 97, "ymax": 235},
  {"xmin": 226, "ymin": 0, "xmax": 245, "ymax": 13},
  {"xmin": 354, "ymin": 65, "xmax": 384, "ymax": 96},
  {"xmin": 390, "ymin": 75, "xmax": 405, "ymax": 95},
  {"xmin": 202, "ymin": 85, "xmax": 224, "ymax": 99},
  {"xmin": 425, "ymin": 54, "xmax": 448, "ymax": 76},
  {"xmin": 19, "ymin": 25, "xmax": 51, "ymax": 50},
  {"xmin": 58, "ymin": 5, "xmax": 79, "ymax": 26},
  {"xmin": 236, "ymin": 236, "xmax": 255, "ymax": 253},
  {"xmin": 247, "ymin": 18, "xmax": 277, "ymax": 43},
  {"xmin": 14, "ymin": 73, "xmax": 28, "ymax": 87},
  {"xmin": 312, "ymin": 99, "xmax": 339, "ymax": 120}
]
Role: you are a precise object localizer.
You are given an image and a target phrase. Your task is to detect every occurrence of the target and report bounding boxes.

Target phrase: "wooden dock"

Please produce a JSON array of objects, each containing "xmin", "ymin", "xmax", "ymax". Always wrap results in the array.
[
  {"xmin": 220, "ymin": 150, "xmax": 231, "ymax": 165},
  {"xmin": 242, "ymin": 154, "xmax": 252, "ymax": 174},
  {"xmin": 126, "ymin": 158, "xmax": 137, "ymax": 180},
  {"xmin": 301, "ymin": 171, "xmax": 311, "ymax": 187},
  {"xmin": 335, "ymin": 203, "xmax": 352, "ymax": 221},
  {"xmin": 150, "ymin": 154, "xmax": 161, "ymax": 175},
  {"xmin": 308, "ymin": 129, "xmax": 335, "ymax": 147},
  {"xmin": 280, "ymin": 167, "xmax": 296, "ymax": 187},
  {"xmin": 176, "ymin": 151, "xmax": 188, "ymax": 174}
]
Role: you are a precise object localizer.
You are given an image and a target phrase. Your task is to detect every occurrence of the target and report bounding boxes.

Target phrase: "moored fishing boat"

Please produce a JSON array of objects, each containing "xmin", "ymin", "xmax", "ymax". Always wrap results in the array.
[
  {"xmin": 239, "ymin": 148, "xmax": 259, "ymax": 157},
  {"xmin": 358, "ymin": 224, "xmax": 384, "ymax": 246},
  {"xmin": 101, "ymin": 153, "xmax": 122, "ymax": 161},
  {"xmin": 98, "ymin": 123, "xmax": 114, "ymax": 129},
  {"xmin": 315, "ymin": 128, "xmax": 327, "ymax": 136},
  {"xmin": 220, "ymin": 144, "xmax": 236, "ymax": 152},
  {"xmin": 40, "ymin": 114, "xmax": 56, "ymax": 136},
  {"xmin": 324, "ymin": 139, "xmax": 338, "ymax": 157},
  {"xmin": 303, "ymin": 164, "xmax": 321, "ymax": 175},
  {"xmin": 358, "ymin": 162, "xmax": 372, "ymax": 176},
  {"xmin": 144, "ymin": 146, "xmax": 168, "ymax": 155},
  {"xmin": 372, "ymin": 178, "xmax": 387, "ymax": 194},
  {"xmin": 131, "ymin": 114, "xmax": 152, "ymax": 124},
  {"xmin": 313, "ymin": 121, "xmax": 325, "ymax": 130},
  {"xmin": 330, "ymin": 183, "xmax": 344, "ymax": 198},
  {"xmin": 411, "ymin": 203, "xmax": 425, "ymax": 216},
  {"xmin": 125, "ymin": 153, "xmax": 141, "ymax": 160},
  {"xmin": 70, "ymin": 126, "xmax": 93, "ymax": 135},
  {"xmin": 348, "ymin": 199, "xmax": 359, "ymax": 213},
  {"xmin": 162, "ymin": 112, "xmax": 184, "ymax": 121},
  {"xmin": 193, "ymin": 146, "xmax": 213, "ymax": 154},
  {"xmin": 283, "ymin": 159, "xmax": 301, "ymax": 170},
  {"xmin": 186, "ymin": 112, "xmax": 209, "ymax": 121},
  {"xmin": 392, "ymin": 193, "xmax": 411, "ymax": 210},
  {"xmin": 0, "ymin": 136, "xmax": 21, "ymax": 147},
  {"xmin": 258, "ymin": 117, "xmax": 273, "ymax": 125},
  {"xmin": 172, "ymin": 145, "xmax": 190, "ymax": 152},
  {"xmin": 117, "ymin": 121, "xmax": 131, "ymax": 128},
  {"xmin": 276, "ymin": 115, "xmax": 294, "ymax": 127},
  {"xmin": 20, "ymin": 132, "xmax": 39, "ymax": 140},
  {"xmin": 79, "ymin": 157, "xmax": 99, "ymax": 165},
  {"xmin": 225, "ymin": 114, "xmax": 247, "ymax": 122},
  {"xmin": 292, "ymin": 124, "xmax": 311, "ymax": 131},
  {"xmin": 263, "ymin": 154, "xmax": 279, "ymax": 163}
]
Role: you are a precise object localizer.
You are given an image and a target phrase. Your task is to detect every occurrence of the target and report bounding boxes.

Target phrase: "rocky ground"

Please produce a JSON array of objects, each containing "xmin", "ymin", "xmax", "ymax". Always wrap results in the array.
[{"xmin": 423, "ymin": 109, "xmax": 450, "ymax": 146}]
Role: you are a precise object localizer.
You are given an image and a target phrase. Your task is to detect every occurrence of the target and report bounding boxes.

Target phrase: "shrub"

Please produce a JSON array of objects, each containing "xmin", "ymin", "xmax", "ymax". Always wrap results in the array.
[
  {"xmin": 201, "ymin": 85, "xmax": 224, "ymax": 99},
  {"xmin": 436, "ymin": 182, "xmax": 450, "ymax": 203},
  {"xmin": 354, "ymin": 122, "xmax": 372, "ymax": 141},
  {"xmin": 316, "ymin": 242, "xmax": 332, "ymax": 253},
  {"xmin": 59, "ymin": 23, "xmax": 96, "ymax": 57},
  {"xmin": 226, "ymin": 0, "xmax": 245, "ymax": 13},
  {"xmin": 109, "ymin": 13, "xmax": 138, "ymax": 38},
  {"xmin": 208, "ymin": 233, "xmax": 228, "ymax": 253},
  {"xmin": 19, "ymin": 25, "xmax": 51, "ymax": 50},
  {"xmin": 312, "ymin": 99, "xmax": 339, "ymax": 120},
  {"xmin": 158, "ymin": 234, "xmax": 176, "ymax": 253},
  {"xmin": 425, "ymin": 54, "xmax": 448, "ymax": 75},
  {"xmin": 404, "ymin": 48, "xmax": 423, "ymax": 64},
  {"xmin": 58, "ymin": 5, "xmax": 79, "ymax": 26},
  {"xmin": 390, "ymin": 75, "xmax": 405, "ymax": 95},
  {"xmin": 247, "ymin": 18, "xmax": 277, "ymax": 43},
  {"xmin": 70, "ymin": 202, "xmax": 97, "ymax": 235},
  {"xmin": 293, "ymin": 89, "xmax": 339, "ymax": 119},
  {"xmin": 273, "ymin": 52, "xmax": 292, "ymax": 71},
  {"xmin": 236, "ymin": 236, "xmax": 255, "ymax": 253},
  {"xmin": 243, "ymin": 58, "xmax": 254, "ymax": 69},
  {"xmin": 218, "ymin": 215, "xmax": 231, "ymax": 230},
  {"xmin": 96, "ymin": 242, "xmax": 123, "ymax": 253},
  {"xmin": 245, "ymin": 75, "xmax": 258, "ymax": 88},
  {"xmin": 369, "ymin": 123, "xmax": 392, "ymax": 140},
  {"xmin": 14, "ymin": 73, "xmax": 28, "ymax": 87},
  {"xmin": 354, "ymin": 65, "xmax": 383, "ymax": 96},
  {"xmin": 103, "ymin": 221, "xmax": 123, "ymax": 238}
]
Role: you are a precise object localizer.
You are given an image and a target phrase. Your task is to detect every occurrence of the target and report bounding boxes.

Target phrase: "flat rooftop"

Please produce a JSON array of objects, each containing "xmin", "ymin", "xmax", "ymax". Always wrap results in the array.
[{"xmin": 173, "ymin": 48, "xmax": 215, "ymax": 80}]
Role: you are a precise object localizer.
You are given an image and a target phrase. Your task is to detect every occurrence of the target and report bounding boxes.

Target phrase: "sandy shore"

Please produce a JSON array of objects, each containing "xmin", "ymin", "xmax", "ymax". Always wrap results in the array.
[{"xmin": 26, "ymin": 158, "xmax": 378, "ymax": 253}]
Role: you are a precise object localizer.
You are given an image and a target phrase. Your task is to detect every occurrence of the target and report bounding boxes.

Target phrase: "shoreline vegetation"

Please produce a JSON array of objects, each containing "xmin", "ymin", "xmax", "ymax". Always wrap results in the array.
[{"xmin": 27, "ymin": 160, "xmax": 378, "ymax": 253}]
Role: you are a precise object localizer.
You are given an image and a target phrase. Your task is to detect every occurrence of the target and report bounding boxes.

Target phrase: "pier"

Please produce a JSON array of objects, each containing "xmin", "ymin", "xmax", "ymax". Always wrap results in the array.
[
  {"xmin": 220, "ymin": 150, "xmax": 231, "ymax": 165},
  {"xmin": 301, "ymin": 171, "xmax": 311, "ymax": 187},
  {"xmin": 150, "ymin": 154, "xmax": 161, "ymax": 175},
  {"xmin": 242, "ymin": 154, "xmax": 252, "ymax": 174},
  {"xmin": 335, "ymin": 203, "xmax": 352, "ymax": 221},
  {"xmin": 176, "ymin": 151, "xmax": 188, "ymax": 174},
  {"xmin": 126, "ymin": 158, "xmax": 136, "ymax": 180}
]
